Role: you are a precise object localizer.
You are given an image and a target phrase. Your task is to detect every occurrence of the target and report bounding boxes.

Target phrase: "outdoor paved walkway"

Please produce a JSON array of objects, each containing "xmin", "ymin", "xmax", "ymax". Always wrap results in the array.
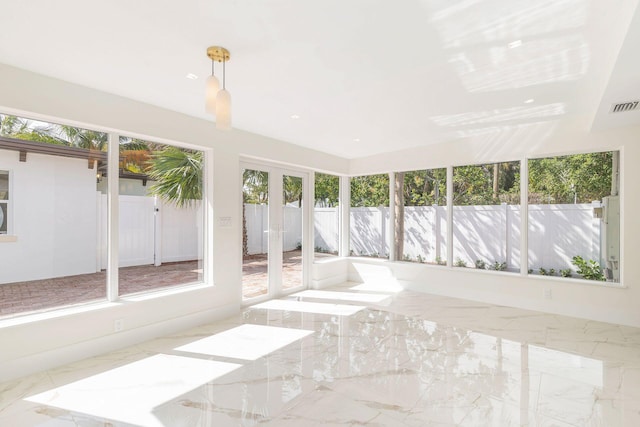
[{"xmin": 0, "ymin": 251, "xmax": 313, "ymax": 319}]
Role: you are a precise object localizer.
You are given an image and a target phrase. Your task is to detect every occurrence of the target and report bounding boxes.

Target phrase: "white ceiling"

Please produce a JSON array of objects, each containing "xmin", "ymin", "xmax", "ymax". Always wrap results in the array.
[{"xmin": 0, "ymin": 0, "xmax": 638, "ymax": 159}]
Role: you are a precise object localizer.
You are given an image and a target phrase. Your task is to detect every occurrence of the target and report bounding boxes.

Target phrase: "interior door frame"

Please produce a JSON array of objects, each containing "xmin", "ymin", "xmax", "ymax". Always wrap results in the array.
[{"xmin": 240, "ymin": 161, "xmax": 311, "ymax": 304}]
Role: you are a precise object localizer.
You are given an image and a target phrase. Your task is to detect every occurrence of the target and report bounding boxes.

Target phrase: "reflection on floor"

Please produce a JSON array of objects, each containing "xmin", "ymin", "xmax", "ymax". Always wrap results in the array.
[{"xmin": 1, "ymin": 283, "xmax": 639, "ymax": 426}]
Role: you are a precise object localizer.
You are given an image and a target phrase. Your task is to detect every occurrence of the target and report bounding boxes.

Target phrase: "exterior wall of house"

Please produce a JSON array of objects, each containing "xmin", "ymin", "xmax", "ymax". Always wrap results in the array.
[{"xmin": 0, "ymin": 148, "xmax": 99, "ymax": 284}]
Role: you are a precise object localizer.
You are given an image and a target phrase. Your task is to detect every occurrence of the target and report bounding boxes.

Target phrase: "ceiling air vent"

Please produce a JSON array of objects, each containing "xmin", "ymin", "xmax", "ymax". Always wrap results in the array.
[{"xmin": 610, "ymin": 100, "xmax": 639, "ymax": 113}]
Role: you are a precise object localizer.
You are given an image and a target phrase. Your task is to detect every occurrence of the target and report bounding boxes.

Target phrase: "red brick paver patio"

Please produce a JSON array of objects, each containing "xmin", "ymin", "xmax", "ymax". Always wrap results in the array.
[{"xmin": 0, "ymin": 251, "xmax": 305, "ymax": 319}]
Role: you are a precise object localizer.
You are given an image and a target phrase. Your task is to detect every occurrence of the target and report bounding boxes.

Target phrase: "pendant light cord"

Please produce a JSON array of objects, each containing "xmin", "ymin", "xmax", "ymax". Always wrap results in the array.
[{"xmin": 222, "ymin": 60, "xmax": 226, "ymax": 89}]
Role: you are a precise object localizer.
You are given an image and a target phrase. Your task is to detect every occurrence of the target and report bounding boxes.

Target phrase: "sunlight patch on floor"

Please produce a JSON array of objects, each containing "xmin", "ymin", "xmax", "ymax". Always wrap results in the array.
[{"xmin": 175, "ymin": 324, "xmax": 313, "ymax": 361}]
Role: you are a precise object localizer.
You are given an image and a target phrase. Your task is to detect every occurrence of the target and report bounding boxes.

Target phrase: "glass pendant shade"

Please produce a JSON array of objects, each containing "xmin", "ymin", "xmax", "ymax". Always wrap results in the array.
[
  {"xmin": 205, "ymin": 75, "xmax": 220, "ymax": 114},
  {"xmin": 216, "ymin": 89, "xmax": 231, "ymax": 130}
]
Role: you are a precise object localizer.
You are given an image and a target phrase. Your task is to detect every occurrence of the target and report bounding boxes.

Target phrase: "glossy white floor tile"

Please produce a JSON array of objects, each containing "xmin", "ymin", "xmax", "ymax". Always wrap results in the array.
[{"xmin": 1, "ymin": 283, "xmax": 639, "ymax": 426}]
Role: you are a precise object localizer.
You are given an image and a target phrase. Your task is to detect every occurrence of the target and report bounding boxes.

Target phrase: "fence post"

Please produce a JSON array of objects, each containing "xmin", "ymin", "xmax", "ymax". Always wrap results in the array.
[{"xmin": 504, "ymin": 203, "xmax": 509, "ymax": 267}]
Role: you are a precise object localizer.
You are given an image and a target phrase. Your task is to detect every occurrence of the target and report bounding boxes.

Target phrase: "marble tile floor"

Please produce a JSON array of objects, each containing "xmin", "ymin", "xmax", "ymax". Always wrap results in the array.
[{"xmin": 1, "ymin": 282, "xmax": 639, "ymax": 426}]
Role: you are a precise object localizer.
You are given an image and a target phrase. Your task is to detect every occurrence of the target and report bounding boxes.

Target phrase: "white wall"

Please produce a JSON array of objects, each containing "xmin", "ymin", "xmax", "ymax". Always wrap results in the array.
[
  {"xmin": 0, "ymin": 64, "xmax": 348, "ymax": 382},
  {"xmin": 0, "ymin": 149, "xmax": 98, "ymax": 284},
  {"xmin": 346, "ymin": 122, "xmax": 640, "ymax": 328}
]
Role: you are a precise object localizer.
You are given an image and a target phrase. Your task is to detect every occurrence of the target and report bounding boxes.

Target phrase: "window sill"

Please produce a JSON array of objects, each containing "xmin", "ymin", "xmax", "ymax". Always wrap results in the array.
[{"xmin": 0, "ymin": 235, "xmax": 17, "ymax": 243}]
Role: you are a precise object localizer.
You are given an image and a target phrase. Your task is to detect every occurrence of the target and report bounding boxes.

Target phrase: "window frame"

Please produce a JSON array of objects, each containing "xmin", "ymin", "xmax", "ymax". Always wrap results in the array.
[{"xmin": 0, "ymin": 169, "xmax": 11, "ymax": 236}]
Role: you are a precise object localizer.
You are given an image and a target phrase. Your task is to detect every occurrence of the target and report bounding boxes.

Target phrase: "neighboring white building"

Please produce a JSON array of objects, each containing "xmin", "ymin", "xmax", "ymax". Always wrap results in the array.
[
  {"xmin": 0, "ymin": 141, "xmax": 100, "ymax": 284},
  {"xmin": 0, "ymin": 138, "xmax": 201, "ymax": 284}
]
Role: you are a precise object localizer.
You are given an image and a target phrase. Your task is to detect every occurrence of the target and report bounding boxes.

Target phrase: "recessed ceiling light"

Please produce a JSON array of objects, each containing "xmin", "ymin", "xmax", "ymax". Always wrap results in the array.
[
  {"xmin": 524, "ymin": 98, "xmax": 534, "ymax": 104},
  {"xmin": 290, "ymin": 114, "xmax": 300, "ymax": 119},
  {"xmin": 186, "ymin": 73, "xmax": 199, "ymax": 80},
  {"xmin": 508, "ymin": 40, "xmax": 522, "ymax": 49},
  {"xmin": 353, "ymin": 138, "xmax": 361, "ymax": 142}
]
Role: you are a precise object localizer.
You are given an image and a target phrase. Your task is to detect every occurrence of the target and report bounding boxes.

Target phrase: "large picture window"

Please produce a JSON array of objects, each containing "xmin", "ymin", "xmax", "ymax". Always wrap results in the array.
[
  {"xmin": 350, "ymin": 174, "xmax": 390, "ymax": 259},
  {"xmin": 453, "ymin": 161, "xmax": 520, "ymax": 272},
  {"xmin": 116, "ymin": 136, "xmax": 204, "ymax": 296},
  {"xmin": 314, "ymin": 173, "xmax": 340, "ymax": 259},
  {"xmin": 528, "ymin": 151, "xmax": 619, "ymax": 282},
  {"xmin": 0, "ymin": 113, "xmax": 207, "ymax": 319},
  {"xmin": 394, "ymin": 169, "xmax": 447, "ymax": 264},
  {"xmin": 0, "ymin": 113, "xmax": 108, "ymax": 317}
]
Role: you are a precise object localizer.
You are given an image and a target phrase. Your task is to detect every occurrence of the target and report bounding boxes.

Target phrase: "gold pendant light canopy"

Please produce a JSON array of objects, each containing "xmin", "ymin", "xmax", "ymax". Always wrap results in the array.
[{"xmin": 205, "ymin": 46, "xmax": 231, "ymax": 130}]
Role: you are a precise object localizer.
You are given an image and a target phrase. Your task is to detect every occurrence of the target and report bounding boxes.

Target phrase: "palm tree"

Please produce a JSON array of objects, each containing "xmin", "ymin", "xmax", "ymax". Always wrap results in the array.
[
  {"xmin": 59, "ymin": 125, "xmax": 108, "ymax": 150},
  {"xmin": 147, "ymin": 146, "xmax": 203, "ymax": 208}
]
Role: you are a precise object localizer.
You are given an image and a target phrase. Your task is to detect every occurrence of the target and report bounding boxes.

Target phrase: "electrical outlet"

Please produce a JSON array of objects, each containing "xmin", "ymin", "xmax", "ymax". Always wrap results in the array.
[
  {"xmin": 543, "ymin": 289, "xmax": 552, "ymax": 300},
  {"xmin": 114, "ymin": 319, "xmax": 124, "ymax": 332}
]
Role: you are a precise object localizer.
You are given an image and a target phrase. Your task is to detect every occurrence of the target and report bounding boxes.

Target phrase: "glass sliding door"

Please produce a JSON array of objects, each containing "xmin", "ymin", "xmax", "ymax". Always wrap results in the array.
[{"xmin": 282, "ymin": 174, "xmax": 304, "ymax": 292}]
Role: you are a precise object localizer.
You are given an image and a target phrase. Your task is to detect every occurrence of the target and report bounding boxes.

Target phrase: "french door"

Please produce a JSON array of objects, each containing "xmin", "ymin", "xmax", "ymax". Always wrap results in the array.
[{"xmin": 241, "ymin": 162, "xmax": 309, "ymax": 302}]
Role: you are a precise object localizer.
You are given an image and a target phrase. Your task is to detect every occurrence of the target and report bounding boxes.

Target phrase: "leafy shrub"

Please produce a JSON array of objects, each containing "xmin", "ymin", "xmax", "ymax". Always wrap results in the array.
[
  {"xmin": 475, "ymin": 259, "xmax": 486, "ymax": 269},
  {"xmin": 539, "ymin": 267, "xmax": 554, "ymax": 276},
  {"xmin": 454, "ymin": 258, "xmax": 468, "ymax": 267},
  {"xmin": 490, "ymin": 261, "xmax": 507, "ymax": 271},
  {"xmin": 560, "ymin": 268, "xmax": 572, "ymax": 278},
  {"xmin": 571, "ymin": 256, "xmax": 605, "ymax": 281}
]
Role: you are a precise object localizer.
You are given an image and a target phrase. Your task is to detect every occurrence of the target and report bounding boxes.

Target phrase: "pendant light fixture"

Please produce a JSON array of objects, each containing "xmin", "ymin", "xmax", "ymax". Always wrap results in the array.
[{"xmin": 206, "ymin": 46, "xmax": 231, "ymax": 130}]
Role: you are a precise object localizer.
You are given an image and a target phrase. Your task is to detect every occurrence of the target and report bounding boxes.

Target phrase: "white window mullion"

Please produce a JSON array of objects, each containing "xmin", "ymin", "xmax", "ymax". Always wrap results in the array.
[
  {"xmin": 339, "ymin": 176, "xmax": 350, "ymax": 257},
  {"xmin": 204, "ymin": 148, "xmax": 214, "ymax": 285},
  {"xmin": 520, "ymin": 158, "xmax": 529, "ymax": 276},
  {"xmin": 107, "ymin": 133, "xmax": 119, "ymax": 301},
  {"xmin": 446, "ymin": 165, "xmax": 453, "ymax": 268}
]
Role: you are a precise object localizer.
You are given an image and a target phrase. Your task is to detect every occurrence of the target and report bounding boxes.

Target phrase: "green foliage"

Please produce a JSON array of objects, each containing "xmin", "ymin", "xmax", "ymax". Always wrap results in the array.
[
  {"xmin": 350, "ymin": 174, "xmax": 389, "ymax": 207},
  {"xmin": 489, "ymin": 261, "xmax": 507, "ymax": 271},
  {"xmin": 475, "ymin": 259, "xmax": 486, "ymax": 269},
  {"xmin": 528, "ymin": 152, "xmax": 612, "ymax": 204},
  {"xmin": 315, "ymin": 173, "xmax": 339, "ymax": 207},
  {"xmin": 147, "ymin": 147, "xmax": 203, "ymax": 207},
  {"xmin": 283, "ymin": 175, "xmax": 302, "ymax": 206},
  {"xmin": 402, "ymin": 169, "xmax": 446, "ymax": 206},
  {"xmin": 243, "ymin": 169, "xmax": 269, "ymax": 204},
  {"xmin": 1, "ymin": 114, "xmax": 109, "ymax": 150},
  {"xmin": 571, "ymin": 256, "xmax": 605, "ymax": 281},
  {"xmin": 59, "ymin": 125, "xmax": 107, "ymax": 150},
  {"xmin": 539, "ymin": 267, "xmax": 555, "ymax": 276},
  {"xmin": 435, "ymin": 256, "xmax": 446, "ymax": 266},
  {"xmin": 453, "ymin": 162, "xmax": 520, "ymax": 206},
  {"xmin": 454, "ymin": 258, "xmax": 467, "ymax": 268},
  {"xmin": 560, "ymin": 269, "xmax": 573, "ymax": 278}
]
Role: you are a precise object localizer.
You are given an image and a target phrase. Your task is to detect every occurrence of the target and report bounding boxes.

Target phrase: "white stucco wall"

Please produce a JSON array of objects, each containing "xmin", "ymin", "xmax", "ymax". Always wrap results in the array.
[{"xmin": 0, "ymin": 148, "xmax": 98, "ymax": 284}]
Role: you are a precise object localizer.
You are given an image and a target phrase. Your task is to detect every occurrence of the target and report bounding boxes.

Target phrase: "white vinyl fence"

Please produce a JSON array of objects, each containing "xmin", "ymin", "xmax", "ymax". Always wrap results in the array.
[
  {"xmin": 109, "ymin": 199, "xmax": 601, "ymax": 273},
  {"xmin": 244, "ymin": 204, "xmax": 302, "ymax": 254},
  {"xmin": 99, "ymin": 195, "xmax": 202, "ymax": 268},
  {"xmin": 311, "ymin": 203, "xmax": 601, "ymax": 272}
]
